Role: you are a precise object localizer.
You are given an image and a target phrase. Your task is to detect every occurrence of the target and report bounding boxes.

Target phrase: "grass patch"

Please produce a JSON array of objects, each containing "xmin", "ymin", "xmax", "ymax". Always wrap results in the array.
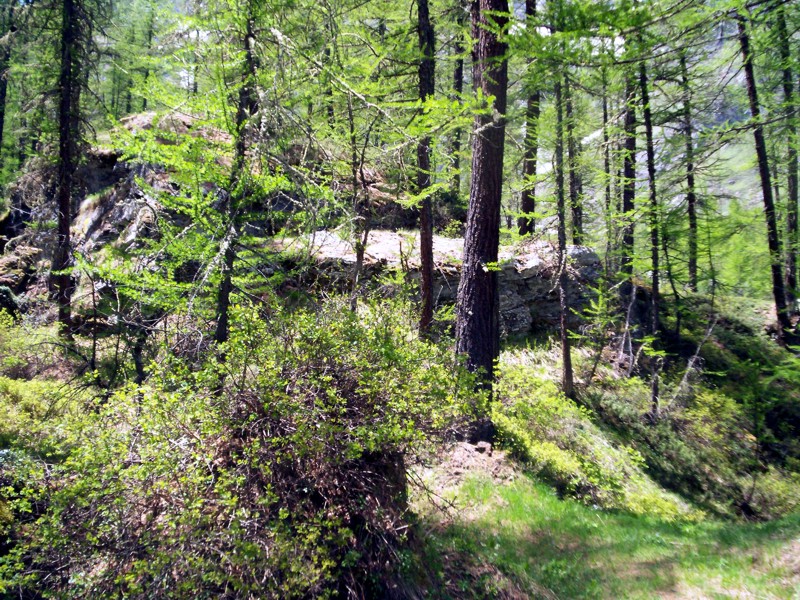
[{"xmin": 421, "ymin": 474, "xmax": 800, "ymax": 599}]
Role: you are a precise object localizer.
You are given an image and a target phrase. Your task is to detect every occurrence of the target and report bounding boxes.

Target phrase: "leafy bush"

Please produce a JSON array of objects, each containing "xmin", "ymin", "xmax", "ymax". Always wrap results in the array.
[
  {"xmin": 0, "ymin": 298, "xmax": 474, "ymax": 599},
  {"xmin": 0, "ymin": 377, "xmax": 75, "ymax": 458},
  {"xmin": 493, "ymin": 363, "xmax": 692, "ymax": 520},
  {"xmin": 0, "ymin": 311, "xmax": 66, "ymax": 380}
]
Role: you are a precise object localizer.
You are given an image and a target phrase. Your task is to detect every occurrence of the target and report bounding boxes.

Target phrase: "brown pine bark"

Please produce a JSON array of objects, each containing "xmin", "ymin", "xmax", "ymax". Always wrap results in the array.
[
  {"xmin": 417, "ymin": 0, "xmax": 435, "ymax": 334},
  {"xmin": 52, "ymin": 0, "xmax": 81, "ymax": 334},
  {"xmin": 455, "ymin": 0, "xmax": 509, "ymax": 383},
  {"xmin": 737, "ymin": 12, "xmax": 791, "ymax": 342}
]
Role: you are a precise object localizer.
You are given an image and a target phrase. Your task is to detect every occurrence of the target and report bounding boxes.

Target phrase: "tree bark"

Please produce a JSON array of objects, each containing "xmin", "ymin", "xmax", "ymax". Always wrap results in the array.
[
  {"xmin": 141, "ymin": 9, "xmax": 155, "ymax": 111},
  {"xmin": 680, "ymin": 53, "xmax": 698, "ymax": 293},
  {"xmin": 450, "ymin": 7, "xmax": 466, "ymax": 195},
  {"xmin": 737, "ymin": 12, "xmax": 791, "ymax": 342},
  {"xmin": 517, "ymin": 0, "xmax": 539, "ymax": 237},
  {"xmin": 620, "ymin": 71, "xmax": 636, "ymax": 286},
  {"xmin": 639, "ymin": 55, "xmax": 660, "ymax": 417},
  {"xmin": 602, "ymin": 66, "xmax": 614, "ymax": 270},
  {"xmin": 52, "ymin": 0, "xmax": 81, "ymax": 334},
  {"xmin": 455, "ymin": 0, "xmax": 509, "ymax": 384},
  {"xmin": 777, "ymin": 7, "xmax": 797, "ymax": 309},
  {"xmin": 555, "ymin": 75, "xmax": 574, "ymax": 399},
  {"xmin": 565, "ymin": 75, "xmax": 583, "ymax": 245},
  {"xmin": 417, "ymin": 0, "xmax": 435, "ymax": 334}
]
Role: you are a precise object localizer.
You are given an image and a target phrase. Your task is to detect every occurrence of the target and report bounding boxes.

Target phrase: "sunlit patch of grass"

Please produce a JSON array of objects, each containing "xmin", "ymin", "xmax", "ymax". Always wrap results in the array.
[{"xmin": 422, "ymin": 474, "xmax": 800, "ymax": 599}]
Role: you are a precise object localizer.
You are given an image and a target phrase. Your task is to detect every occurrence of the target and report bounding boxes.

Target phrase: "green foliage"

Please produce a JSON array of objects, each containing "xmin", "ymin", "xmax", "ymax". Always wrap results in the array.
[
  {"xmin": 421, "ymin": 475, "xmax": 800, "ymax": 599},
  {"xmin": 588, "ymin": 373, "xmax": 800, "ymax": 519},
  {"xmin": 0, "ymin": 311, "xmax": 64, "ymax": 380},
  {"xmin": 0, "ymin": 377, "xmax": 72, "ymax": 458},
  {"xmin": 493, "ymin": 363, "xmax": 692, "ymax": 520},
  {"xmin": 0, "ymin": 297, "xmax": 475, "ymax": 598}
]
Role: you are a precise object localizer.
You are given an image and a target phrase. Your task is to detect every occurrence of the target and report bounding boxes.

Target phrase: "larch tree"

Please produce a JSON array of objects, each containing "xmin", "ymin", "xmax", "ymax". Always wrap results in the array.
[
  {"xmin": 775, "ymin": 5, "xmax": 797, "ymax": 309},
  {"xmin": 679, "ymin": 52, "xmax": 699, "ymax": 293},
  {"xmin": 638, "ymin": 39, "xmax": 661, "ymax": 415},
  {"xmin": 51, "ymin": 0, "xmax": 84, "ymax": 333},
  {"xmin": 517, "ymin": 0, "xmax": 540, "ymax": 237},
  {"xmin": 213, "ymin": 0, "xmax": 260, "ymax": 350},
  {"xmin": 417, "ymin": 0, "xmax": 435, "ymax": 335},
  {"xmin": 455, "ymin": 0, "xmax": 509, "ymax": 388},
  {"xmin": 736, "ymin": 8, "xmax": 791, "ymax": 342},
  {"xmin": 555, "ymin": 71, "xmax": 575, "ymax": 399}
]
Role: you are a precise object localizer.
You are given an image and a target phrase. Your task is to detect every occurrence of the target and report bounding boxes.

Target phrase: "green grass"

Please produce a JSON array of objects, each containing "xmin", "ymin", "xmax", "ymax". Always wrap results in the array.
[{"xmin": 423, "ymin": 474, "xmax": 800, "ymax": 599}]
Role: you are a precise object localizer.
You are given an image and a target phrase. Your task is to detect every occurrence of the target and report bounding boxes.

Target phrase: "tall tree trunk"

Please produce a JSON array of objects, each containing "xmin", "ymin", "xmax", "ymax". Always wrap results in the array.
[
  {"xmin": 565, "ymin": 75, "xmax": 583, "ymax": 244},
  {"xmin": 680, "ymin": 53, "xmax": 698, "ymax": 293},
  {"xmin": 737, "ymin": 12, "xmax": 791, "ymax": 342},
  {"xmin": 777, "ymin": 7, "xmax": 798, "ymax": 309},
  {"xmin": 417, "ymin": 0, "xmax": 435, "ymax": 334},
  {"xmin": 517, "ymin": 0, "xmax": 539, "ymax": 236},
  {"xmin": 555, "ymin": 75, "xmax": 575, "ymax": 398},
  {"xmin": 52, "ymin": 0, "xmax": 81, "ymax": 334},
  {"xmin": 602, "ymin": 66, "xmax": 613, "ymax": 264},
  {"xmin": 620, "ymin": 72, "xmax": 637, "ymax": 286},
  {"xmin": 450, "ymin": 8, "xmax": 465, "ymax": 195},
  {"xmin": 455, "ymin": 0, "xmax": 509, "ymax": 385},
  {"xmin": 639, "ymin": 59, "xmax": 659, "ymax": 332},
  {"xmin": 0, "ymin": 2, "xmax": 14, "ymax": 168},
  {"xmin": 639, "ymin": 56, "xmax": 660, "ymax": 417},
  {"xmin": 214, "ymin": 8, "xmax": 258, "ymax": 348}
]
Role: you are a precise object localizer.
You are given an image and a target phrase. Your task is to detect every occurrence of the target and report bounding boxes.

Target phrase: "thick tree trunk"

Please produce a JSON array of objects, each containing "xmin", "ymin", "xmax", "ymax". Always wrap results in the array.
[
  {"xmin": 52, "ymin": 0, "xmax": 80, "ymax": 334},
  {"xmin": 455, "ymin": 0, "xmax": 508, "ymax": 384},
  {"xmin": 737, "ymin": 13, "xmax": 791, "ymax": 342},
  {"xmin": 777, "ymin": 7, "xmax": 798, "ymax": 309},
  {"xmin": 680, "ymin": 54, "xmax": 698, "ymax": 293},
  {"xmin": 417, "ymin": 0, "xmax": 435, "ymax": 334},
  {"xmin": 565, "ymin": 76, "xmax": 583, "ymax": 245},
  {"xmin": 555, "ymin": 76, "xmax": 575, "ymax": 399},
  {"xmin": 517, "ymin": 0, "xmax": 539, "ymax": 237}
]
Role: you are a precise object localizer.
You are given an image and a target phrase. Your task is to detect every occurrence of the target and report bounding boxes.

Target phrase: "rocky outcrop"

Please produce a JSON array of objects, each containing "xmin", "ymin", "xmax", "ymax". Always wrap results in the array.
[
  {"xmin": 285, "ymin": 230, "xmax": 601, "ymax": 335},
  {"xmin": 0, "ymin": 122, "xmax": 600, "ymax": 334}
]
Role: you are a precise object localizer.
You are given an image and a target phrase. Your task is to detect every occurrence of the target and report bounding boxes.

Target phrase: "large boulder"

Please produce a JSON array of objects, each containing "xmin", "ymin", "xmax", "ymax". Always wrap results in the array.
[{"xmin": 287, "ymin": 230, "xmax": 601, "ymax": 335}]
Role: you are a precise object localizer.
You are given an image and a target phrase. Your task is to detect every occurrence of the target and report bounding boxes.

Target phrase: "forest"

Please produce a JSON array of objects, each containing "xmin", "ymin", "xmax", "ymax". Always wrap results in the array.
[{"xmin": 0, "ymin": 0, "xmax": 799, "ymax": 597}]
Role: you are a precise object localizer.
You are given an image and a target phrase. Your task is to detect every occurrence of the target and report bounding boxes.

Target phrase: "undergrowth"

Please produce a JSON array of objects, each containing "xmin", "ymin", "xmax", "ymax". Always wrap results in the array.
[
  {"xmin": 420, "ymin": 474, "xmax": 800, "ymax": 599},
  {"xmin": 0, "ymin": 298, "xmax": 476, "ymax": 599},
  {"xmin": 491, "ymin": 291, "xmax": 800, "ymax": 521}
]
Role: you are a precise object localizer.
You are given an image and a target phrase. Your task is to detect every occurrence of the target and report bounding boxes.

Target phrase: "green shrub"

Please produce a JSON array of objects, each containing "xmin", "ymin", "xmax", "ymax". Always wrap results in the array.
[
  {"xmin": 0, "ymin": 298, "xmax": 475, "ymax": 599},
  {"xmin": 0, "ymin": 377, "xmax": 74, "ymax": 459},
  {"xmin": 493, "ymin": 364, "xmax": 691, "ymax": 520}
]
